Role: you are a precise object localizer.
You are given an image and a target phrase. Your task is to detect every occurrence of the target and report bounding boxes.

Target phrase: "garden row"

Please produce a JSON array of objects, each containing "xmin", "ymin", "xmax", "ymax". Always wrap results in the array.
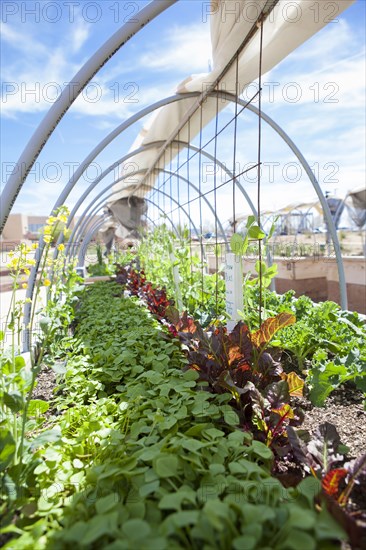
[
  {"xmin": 1, "ymin": 217, "xmax": 365, "ymax": 548},
  {"xmin": 1, "ymin": 281, "xmax": 346, "ymax": 549},
  {"xmin": 135, "ymin": 225, "xmax": 366, "ymax": 407}
]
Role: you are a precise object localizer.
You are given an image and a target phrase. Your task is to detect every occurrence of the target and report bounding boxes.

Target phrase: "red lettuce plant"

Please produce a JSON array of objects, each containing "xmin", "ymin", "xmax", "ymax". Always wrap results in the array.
[
  {"xmin": 115, "ymin": 263, "xmax": 174, "ymax": 320},
  {"xmin": 166, "ymin": 307, "xmax": 304, "ymax": 454},
  {"xmin": 288, "ymin": 422, "xmax": 366, "ymax": 505}
]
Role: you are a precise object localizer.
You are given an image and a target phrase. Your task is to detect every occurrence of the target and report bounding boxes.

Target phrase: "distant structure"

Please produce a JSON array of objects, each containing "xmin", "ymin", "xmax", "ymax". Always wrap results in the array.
[
  {"xmin": 1, "ymin": 214, "xmax": 51, "ymax": 245},
  {"xmin": 0, "ymin": 213, "xmax": 93, "ymax": 247}
]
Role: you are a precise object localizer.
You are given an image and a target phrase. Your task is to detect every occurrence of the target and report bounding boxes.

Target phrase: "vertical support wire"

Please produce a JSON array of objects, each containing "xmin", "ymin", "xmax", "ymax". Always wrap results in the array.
[
  {"xmin": 161, "ymin": 169, "xmax": 165, "ymax": 215},
  {"xmin": 232, "ymin": 52, "xmax": 240, "ymax": 235},
  {"xmin": 169, "ymin": 144, "xmax": 173, "ymax": 225},
  {"xmin": 163, "ymin": 148, "xmax": 167, "ymax": 221},
  {"xmin": 156, "ymin": 171, "xmax": 161, "ymax": 223},
  {"xmin": 177, "ymin": 129, "xmax": 181, "ymax": 231},
  {"xmin": 257, "ymin": 19, "xmax": 264, "ymax": 326},
  {"xmin": 186, "ymin": 118, "xmax": 193, "ymax": 288},
  {"xmin": 213, "ymin": 88, "xmax": 220, "ymax": 321},
  {"xmin": 198, "ymin": 102, "xmax": 205, "ymax": 308}
]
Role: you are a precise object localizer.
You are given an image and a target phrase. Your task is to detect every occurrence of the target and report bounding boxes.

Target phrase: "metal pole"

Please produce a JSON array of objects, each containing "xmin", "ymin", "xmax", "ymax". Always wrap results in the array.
[
  {"xmin": 0, "ymin": 0, "xmax": 177, "ymax": 232},
  {"xmin": 67, "ymin": 167, "xmax": 229, "ymax": 259},
  {"xmin": 72, "ymin": 195, "xmax": 180, "ymax": 263},
  {"xmin": 72, "ymin": 187, "xmax": 202, "ymax": 262}
]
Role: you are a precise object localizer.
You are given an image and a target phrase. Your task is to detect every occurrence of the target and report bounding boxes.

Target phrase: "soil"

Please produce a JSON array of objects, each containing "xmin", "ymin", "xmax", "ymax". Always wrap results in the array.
[
  {"xmin": 31, "ymin": 365, "xmax": 57, "ymax": 416},
  {"xmin": 299, "ymin": 384, "xmax": 366, "ymax": 550},
  {"xmin": 301, "ymin": 384, "xmax": 366, "ymax": 460}
]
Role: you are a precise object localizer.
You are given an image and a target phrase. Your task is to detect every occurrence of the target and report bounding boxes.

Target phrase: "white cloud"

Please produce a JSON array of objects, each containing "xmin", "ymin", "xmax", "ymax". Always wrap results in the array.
[
  {"xmin": 1, "ymin": 20, "xmax": 211, "ymax": 120},
  {"xmin": 138, "ymin": 23, "xmax": 212, "ymax": 74},
  {"xmin": 70, "ymin": 20, "xmax": 90, "ymax": 53},
  {"xmin": 1, "ymin": 23, "xmax": 47, "ymax": 56},
  {"xmin": 287, "ymin": 19, "xmax": 359, "ymax": 66}
]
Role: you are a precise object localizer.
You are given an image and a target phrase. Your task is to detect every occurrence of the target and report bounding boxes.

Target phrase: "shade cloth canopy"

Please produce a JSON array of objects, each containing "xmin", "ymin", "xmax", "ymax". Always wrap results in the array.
[{"xmin": 107, "ymin": 0, "xmax": 354, "ymax": 212}]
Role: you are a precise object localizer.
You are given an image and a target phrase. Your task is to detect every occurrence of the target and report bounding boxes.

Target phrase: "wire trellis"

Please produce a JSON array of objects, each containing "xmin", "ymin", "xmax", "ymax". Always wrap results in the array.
[{"xmin": 142, "ymin": 8, "xmax": 268, "ymax": 327}]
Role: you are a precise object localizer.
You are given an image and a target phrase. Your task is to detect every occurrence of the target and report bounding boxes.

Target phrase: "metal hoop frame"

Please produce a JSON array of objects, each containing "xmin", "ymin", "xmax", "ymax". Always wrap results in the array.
[{"xmin": 68, "ymin": 167, "xmax": 229, "ymax": 259}]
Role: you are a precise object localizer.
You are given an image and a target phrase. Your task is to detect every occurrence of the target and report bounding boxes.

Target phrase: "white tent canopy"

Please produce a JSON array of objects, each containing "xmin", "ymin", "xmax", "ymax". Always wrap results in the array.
[{"xmin": 108, "ymin": 0, "xmax": 354, "ymax": 208}]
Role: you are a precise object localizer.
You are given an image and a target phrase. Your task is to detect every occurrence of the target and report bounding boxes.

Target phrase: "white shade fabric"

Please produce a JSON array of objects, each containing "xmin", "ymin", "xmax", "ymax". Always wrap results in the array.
[{"xmin": 108, "ymin": 0, "xmax": 354, "ymax": 206}]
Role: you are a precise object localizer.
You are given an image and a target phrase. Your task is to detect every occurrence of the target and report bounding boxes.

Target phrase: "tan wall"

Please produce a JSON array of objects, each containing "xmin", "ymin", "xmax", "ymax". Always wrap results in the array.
[
  {"xmin": 2, "ymin": 213, "xmax": 27, "ymax": 242},
  {"xmin": 1, "ymin": 214, "xmax": 80, "ymax": 244},
  {"xmin": 327, "ymin": 281, "xmax": 366, "ymax": 314},
  {"xmin": 207, "ymin": 254, "xmax": 366, "ymax": 314},
  {"xmin": 27, "ymin": 216, "xmax": 48, "ymax": 227},
  {"xmin": 275, "ymin": 277, "xmax": 328, "ymax": 302}
]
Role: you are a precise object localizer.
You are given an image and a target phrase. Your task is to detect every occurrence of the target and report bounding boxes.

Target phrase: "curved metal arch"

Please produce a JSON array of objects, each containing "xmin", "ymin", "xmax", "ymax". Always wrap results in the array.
[
  {"xmin": 20, "ymin": 89, "xmax": 347, "ymax": 350},
  {"xmin": 64, "ymin": 138, "xmax": 252, "ymax": 256},
  {"xmin": 68, "ymin": 166, "xmax": 229, "ymax": 258},
  {"xmin": 72, "ymin": 186, "xmax": 202, "ymax": 263},
  {"xmin": 74, "ymin": 194, "xmax": 180, "ymax": 264},
  {"xmin": 23, "ymin": 90, "xmax": 264, "ymax": 335},
  {"xmin": 51, "ymin": 90, "xmax": 344, "ymax": 306},
  {"xmin": 0, "ymin": 0, "xmax": 177, "ymax": 232}
]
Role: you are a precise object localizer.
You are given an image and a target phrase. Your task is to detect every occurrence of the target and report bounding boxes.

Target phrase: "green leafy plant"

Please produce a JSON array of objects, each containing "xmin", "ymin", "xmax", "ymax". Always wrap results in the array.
[
  {"xmin": 0, "ymin": 206, "xmax": 82, "ymax": 512},
  {"xmin": 270, "ymin": 298, "xmax": 366, "ymax": 404},
  {"xmin": 138, "ymin": 225, "xmax": 226, "ymax": 325},
  {"xmin": 1, "ymin": 281, "xmax": 344, "ymax": 549}
]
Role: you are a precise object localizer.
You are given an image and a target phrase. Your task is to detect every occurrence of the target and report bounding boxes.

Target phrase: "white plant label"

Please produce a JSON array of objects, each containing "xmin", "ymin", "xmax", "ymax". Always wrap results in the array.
[
  {"xmin": 225, "ymin": 252, "xmax": 243, "ymax": 332},
  {"xmin": 170, "ymin": 252, "xmax": 183, "ymax": 311}
]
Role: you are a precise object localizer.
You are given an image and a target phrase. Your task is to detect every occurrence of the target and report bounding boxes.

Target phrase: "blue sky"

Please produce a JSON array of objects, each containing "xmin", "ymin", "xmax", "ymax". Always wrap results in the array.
[{"xmin": 1, "ymin": 0, "xmax": 365, "ymax": 226}]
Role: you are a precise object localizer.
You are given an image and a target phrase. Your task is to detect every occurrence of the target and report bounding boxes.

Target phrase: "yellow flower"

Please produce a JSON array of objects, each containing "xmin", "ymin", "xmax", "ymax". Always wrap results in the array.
[
  {"xmin": 8, "ymin": 250, "xmax": 14, "ymax": 257},
  {"xmin": 57, "ymin": 243, "xmax": 65, "ymax": 251},
  {"xmin": 22, "ymin": 283, "xmax": 28, "ymax": 289},
  {"xmin": 25, "ymin": 298, "xmax": 32, "ymax": 303},
  {"xmin": 23, "ymin": 268, "xmax": 30, "ymax": 275},
  {"xmin": 43, "ymin": 278, "xmax": 51, "ymax": 287},
  {"xmin": 43, "ymin": 235, "xmax": 52, "ymax": 244},
  {"xmin": 32, "ymin": 243, "xmax": 38, "ymax": 250},
  {"xmin": 58, "ymin": 214, "xmax": 68, "ymax": 223},
  {"xmin": 44, "ymin": 226, "xmax": 52, "ymax": 235},
  {"xmin": 28, "ymin": 259, "xmax": 36, "ymax": 266},
  {"xmin": 47, "ymin": 216, "xmax": 57, "ymax": 225}
]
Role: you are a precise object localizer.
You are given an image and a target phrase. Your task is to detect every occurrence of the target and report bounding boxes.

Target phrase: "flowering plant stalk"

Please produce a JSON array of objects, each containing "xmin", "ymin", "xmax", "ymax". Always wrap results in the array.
[{"xmin": 0, "ymin": 206, "xmax": 76, "ymax": 489}]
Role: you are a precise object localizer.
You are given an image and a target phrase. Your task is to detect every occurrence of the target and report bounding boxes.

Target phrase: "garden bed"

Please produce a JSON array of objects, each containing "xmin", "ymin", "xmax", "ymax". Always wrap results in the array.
[
  {"xmin": 1, "ymin": 226, "xmax": 365, "ymax": 548},
  {"xmin": 31, "ymin": 359, "xmax": 366, "ymax": 540},
  {"xmin": 0, "ymin": 282, "xmax": 352, "ymax": 548}
]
